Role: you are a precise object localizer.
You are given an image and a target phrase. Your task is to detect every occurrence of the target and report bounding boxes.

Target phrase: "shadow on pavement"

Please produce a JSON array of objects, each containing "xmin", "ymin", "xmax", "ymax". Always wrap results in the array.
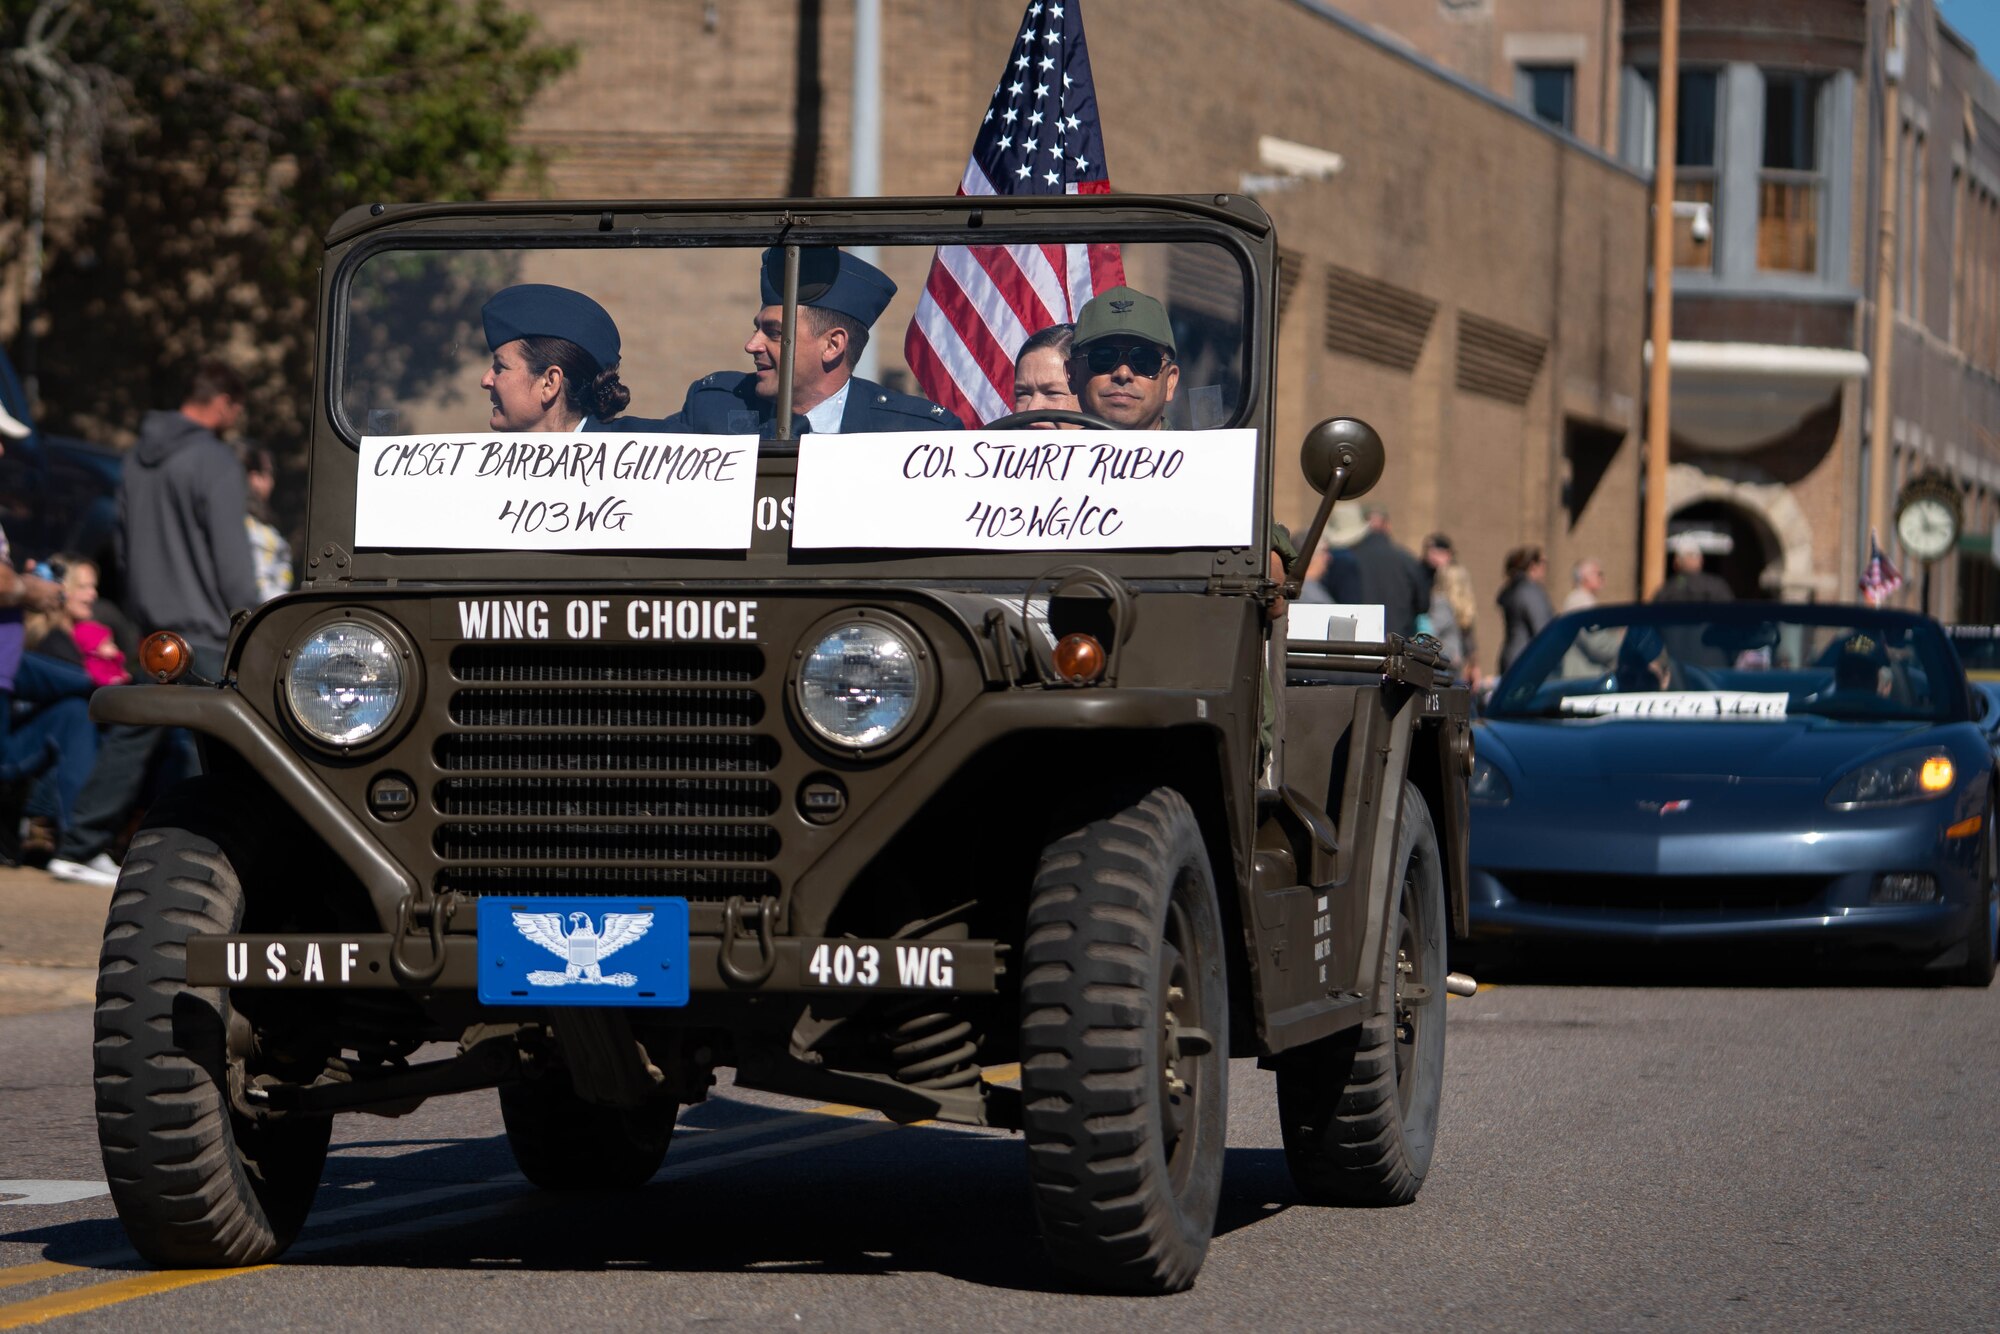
[
  {"xmin": 1453, "ymin": 938, "xmax": 1968, "ymax": 989},
  {"xmin": 9, "ymin": 1098, "xmax": 1309, "ymax": 1295}
]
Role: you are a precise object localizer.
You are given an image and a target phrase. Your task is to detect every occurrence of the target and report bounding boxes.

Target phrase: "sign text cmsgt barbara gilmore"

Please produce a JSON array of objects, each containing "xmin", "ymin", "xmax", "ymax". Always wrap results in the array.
[{"xmin": 453, "ymin": 597, "xmax": 759, "ymax": 642}]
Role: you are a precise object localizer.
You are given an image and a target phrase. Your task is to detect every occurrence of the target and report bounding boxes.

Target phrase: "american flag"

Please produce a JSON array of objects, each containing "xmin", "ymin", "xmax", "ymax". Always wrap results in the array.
[
  {"xmin": 1859, "ymin": 529, "xmax": 1904, "ymax": 606},
  {"xmin": 903, "ymin": 0, "xmax": 1126, "ymax": 426}
]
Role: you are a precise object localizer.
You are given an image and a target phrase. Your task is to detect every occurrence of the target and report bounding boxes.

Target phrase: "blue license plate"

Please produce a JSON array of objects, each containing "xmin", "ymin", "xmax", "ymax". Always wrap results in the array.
[{"xmin": 476, "ymin": 896, "xmax": 690, "ymax": 1007}]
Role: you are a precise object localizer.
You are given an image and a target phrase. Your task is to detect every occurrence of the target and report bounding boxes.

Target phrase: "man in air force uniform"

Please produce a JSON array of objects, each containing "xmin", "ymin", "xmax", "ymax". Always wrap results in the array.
[{"xmin": 665, "ymin": 247, "xmax": 962, "ymax": 436}]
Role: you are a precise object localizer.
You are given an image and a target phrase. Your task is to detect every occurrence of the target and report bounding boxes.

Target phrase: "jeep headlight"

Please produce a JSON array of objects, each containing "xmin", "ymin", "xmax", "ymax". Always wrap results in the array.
[
  {"xmin": 797, "ymin": 619, "xmax": 923, "ymax": 750},
  {"xmin": 287, "ymin": 621, "xmax": 404, "ymax": 746},
  {"xmin": 1826, "ymin": 748, "xmax": 1954, "ymax": 809}
]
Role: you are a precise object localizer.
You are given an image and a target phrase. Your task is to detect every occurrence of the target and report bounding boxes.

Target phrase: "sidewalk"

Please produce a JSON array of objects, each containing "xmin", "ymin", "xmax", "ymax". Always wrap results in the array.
[{"xmin": 0, "ymin": 864, "xmax": 110, "ymax": 1016}]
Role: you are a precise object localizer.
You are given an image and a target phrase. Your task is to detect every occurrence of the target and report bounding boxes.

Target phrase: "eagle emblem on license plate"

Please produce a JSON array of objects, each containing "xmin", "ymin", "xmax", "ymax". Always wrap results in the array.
[{"xmin": 512, "ymin": 910, "xmax": 653, "ymax": 987}]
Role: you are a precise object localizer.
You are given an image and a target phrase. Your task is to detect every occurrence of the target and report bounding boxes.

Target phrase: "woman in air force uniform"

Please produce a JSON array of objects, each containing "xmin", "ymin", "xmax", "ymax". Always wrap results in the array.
[{"xmin": 480, "ymin": 284, "xmax": 634, "ymax": 433}]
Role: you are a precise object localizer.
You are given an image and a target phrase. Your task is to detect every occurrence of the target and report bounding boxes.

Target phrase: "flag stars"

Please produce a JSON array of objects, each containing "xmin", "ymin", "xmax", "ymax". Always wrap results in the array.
[
  {"xmin": 1035, "ymin": 82, "xmax": 1049, "ymax": 99},
  {"xmin": 1028, "ymin": 109, "xmax": 1044, "ymax": 127},
  {"xmin": 1044, "ymin": 169, "xmax": 1062, "ymax": 185},
  {"xmin": 1062, "ymin": 72, "xmax": 1073, "ymax": 90},
  {"xmin": 1039, "ymin": 55, "xmax": 1055, "ymax": 72},
  {"xmin": 1023, "ymin": 138, "xmax": 1038, "ymax": 153},
  {"xmin": 997, "ymin": 134, "xmax": 1013, "ymax": 150},
  {"xmin": 1016, "ymin": 163, "xmax": 1033, "ymax": 179},
  {"xmin": 1002, "ymin": 106, "xmax": 1018, "ymax": 124},
  {"xmin": 1051, "ymin": 4, "xmax": 1064, "ymax": 16},
  {"xmin": 1044, "ymin": 29, "xmax": 1060, "ymax": 43},
  {"xmin": 1029, "ymin": 1, "xmax": 1042, "ymax": 15},
  {"xmin": 1065, "ymin": 114, "xmax": 1081, "ymax": 131},
  {"xmin": 1008, "ymin": 80, "xmax": 1025, "ymax": 97},
  {"xmin": 1015, "ymin": 54, "xmax": 1029, "ymax": 71},
  {"xmin": 1074, "ymin": 155, "xmax": 1089, "ymax": 171}
]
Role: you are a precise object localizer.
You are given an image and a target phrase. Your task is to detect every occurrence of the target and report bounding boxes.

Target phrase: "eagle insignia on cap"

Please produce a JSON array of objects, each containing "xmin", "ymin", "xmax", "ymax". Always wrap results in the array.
[{"xmin": 1110, "ymin": 299, "xmax": 1134, "ymax": 313}]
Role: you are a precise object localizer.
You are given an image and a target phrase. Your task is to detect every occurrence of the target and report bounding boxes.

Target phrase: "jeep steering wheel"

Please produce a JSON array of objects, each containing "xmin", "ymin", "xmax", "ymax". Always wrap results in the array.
[{"xmin": 983, "ymin": 408, "xmax": 1119, "ymax": 431}]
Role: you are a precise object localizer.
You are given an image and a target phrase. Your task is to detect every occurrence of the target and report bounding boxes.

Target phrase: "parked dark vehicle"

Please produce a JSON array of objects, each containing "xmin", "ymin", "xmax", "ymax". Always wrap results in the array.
[
  {"xmin": 0, "ymin": 348, "xmax": 121, "ymax": 583},
  {"xmin": 85, "ymin": 195, "xmax": 1471, "ymax": 1292},
  {"xmin": 1468, "ymin": 602, "xmax": 1998, "ymax": 983}
]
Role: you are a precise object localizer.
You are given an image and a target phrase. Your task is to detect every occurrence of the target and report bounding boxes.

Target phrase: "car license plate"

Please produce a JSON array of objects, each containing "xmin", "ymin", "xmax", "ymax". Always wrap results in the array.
[{"xmin": 476, "ymin": 896, "xmax": 690, "ymax": 1007}]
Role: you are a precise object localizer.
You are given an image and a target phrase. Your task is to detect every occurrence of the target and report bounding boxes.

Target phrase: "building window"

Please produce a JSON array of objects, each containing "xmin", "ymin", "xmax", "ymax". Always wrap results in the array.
[
  {"xmin": 1758, "ymin": 72, "xmax": 1827, "ymax": 273},
  {"xmin": 1638, "ymin": 68, "xmax": 1721, "ymax": 271},
  {"xmin": 1897, "ymin": 120, "xmax": 1927, "ymax": 321},
  {"xmin": 1517, "ymin": 64, "xmax": 1575, "ymax": 132}
]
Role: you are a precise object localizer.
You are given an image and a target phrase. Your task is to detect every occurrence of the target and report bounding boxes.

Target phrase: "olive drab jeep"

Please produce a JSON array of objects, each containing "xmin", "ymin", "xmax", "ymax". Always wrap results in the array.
[{"xmin": 91, "ymin": 194, "xmax": 1472, "ymax": 1294}]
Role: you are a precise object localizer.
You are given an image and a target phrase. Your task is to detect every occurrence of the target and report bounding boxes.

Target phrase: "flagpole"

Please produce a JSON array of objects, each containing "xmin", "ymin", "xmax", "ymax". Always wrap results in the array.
[
  {"xmin": 1641, "ymin": 0, "xmax": 1680, "ymax": 600},
  {"xmin": 851, "ymin": 0, "xmax": 883, "ymax": 382}
]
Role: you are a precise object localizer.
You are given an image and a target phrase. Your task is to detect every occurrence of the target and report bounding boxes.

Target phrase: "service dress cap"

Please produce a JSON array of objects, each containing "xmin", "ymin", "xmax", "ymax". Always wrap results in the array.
[
  {"xmin": 1072, "ymin": 285, "xmax": 1178, "ymax": 356},
  {"xmin": 759, "ymin": 247, "xmax": 897, "ymax": 328},
  {"xmin": 482, "ymin": 284, "xmax": 621, "ymax": 369}
]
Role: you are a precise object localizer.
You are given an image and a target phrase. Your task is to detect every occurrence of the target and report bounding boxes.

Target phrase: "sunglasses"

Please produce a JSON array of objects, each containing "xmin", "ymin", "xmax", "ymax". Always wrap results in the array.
[{"xmin": 1077, "ymin": 342, "xmax": 1171, "ymax": 378}]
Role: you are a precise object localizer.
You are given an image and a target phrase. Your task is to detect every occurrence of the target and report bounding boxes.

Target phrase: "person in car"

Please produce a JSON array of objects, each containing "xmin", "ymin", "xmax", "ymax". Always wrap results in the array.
[
  {"xmin": 1011, "ymin": 323, "xmax": 1080, "ymax": 422},
  {"xmin": 480, "ymin": 284, "xmax": 634, "ymax": 432},
  {"xmin": 664, "ymin": 248, "xmax": 960, "ymax": 436},
  {"xmin": 1065, "ymin": 286, "xmax": 1179, "ymax": 431},
  {"xmin": 1613, "ymin": 625, "xmax": 1679, "ymax": 693}
]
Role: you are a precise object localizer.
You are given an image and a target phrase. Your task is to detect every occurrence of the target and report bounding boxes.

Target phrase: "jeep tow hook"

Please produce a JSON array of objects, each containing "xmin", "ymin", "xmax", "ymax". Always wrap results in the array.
[
  {"xmin": 718, "ymin": 894, "xmax": 781, "ymax": 987},
  {"xmin": 389, "ymin": 890, "xmax": 459, "ymax": 987}
]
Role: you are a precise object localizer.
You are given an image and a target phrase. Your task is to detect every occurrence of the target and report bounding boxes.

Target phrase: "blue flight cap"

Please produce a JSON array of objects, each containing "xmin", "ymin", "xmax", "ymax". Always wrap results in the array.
[
  {"xmin": 759, "ymin": 247, "xmax": 897, "ymax": 328},
  {"xmin": 481, "ymin": 285, "xmax": 621, "ymax": 369}
]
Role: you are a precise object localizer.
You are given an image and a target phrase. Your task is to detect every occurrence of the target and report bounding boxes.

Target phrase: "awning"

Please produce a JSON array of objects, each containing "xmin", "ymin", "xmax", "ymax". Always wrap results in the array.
[{"xmin": 1644, "ymin": 341, "xmax": 1871, "ymax": 453}]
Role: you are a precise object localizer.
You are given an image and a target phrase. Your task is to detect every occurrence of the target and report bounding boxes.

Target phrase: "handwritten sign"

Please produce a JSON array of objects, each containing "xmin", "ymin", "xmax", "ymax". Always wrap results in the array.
[
  {"xmin": 790, "ymin": 430, "xmax": 1257, "ymax": 551},
  {"xmin": 355, "ymin": 432, "xmax": 760, "ymax": 551},
  {"xmin": 1561, "ymin": 692, "xmax": 1790, "ymax": 720}
]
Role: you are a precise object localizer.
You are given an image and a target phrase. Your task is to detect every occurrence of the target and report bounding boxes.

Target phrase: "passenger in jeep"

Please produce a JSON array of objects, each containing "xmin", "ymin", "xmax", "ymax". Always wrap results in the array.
[
  {"xmin": 480, "ymin": 284, "xmax": 633, "ymax": 432},
  {"xmin": 1066, "ymin": 285, "xmax": 1179, "ymax": 431},
  {"xmin": 662, "ymin": 246, "xmax": 962, "ymax": 437}
]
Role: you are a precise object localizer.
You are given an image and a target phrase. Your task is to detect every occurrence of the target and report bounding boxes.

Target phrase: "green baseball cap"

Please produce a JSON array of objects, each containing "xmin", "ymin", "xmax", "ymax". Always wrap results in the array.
[{"xmin": 1071, "ymin": 286, "xmax": 1177, "ymax": 356}]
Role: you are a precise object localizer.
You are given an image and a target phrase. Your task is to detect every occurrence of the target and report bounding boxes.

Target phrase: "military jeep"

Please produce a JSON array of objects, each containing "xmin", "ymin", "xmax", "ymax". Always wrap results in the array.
[{"xmin": 92, "ymin": 194, "xmax": 1471, "ymax": 1294}]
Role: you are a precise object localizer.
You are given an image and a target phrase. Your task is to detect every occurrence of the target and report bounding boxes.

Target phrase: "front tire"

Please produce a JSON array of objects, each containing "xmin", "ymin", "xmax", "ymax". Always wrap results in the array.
[
  {"xmin": 94, "ymin": 777, "xmax": 331, "ymax": 1267},
  {"xmin": 1019, "ymin": 787, "xmax": 1228, "ymax": 1294},
  {"xmin": 1276, "ymin": 782, "xmax": 1446, "ymax": 1204},
  {"xmin": 499, "ymin": 1073, "xmax": 676, "ymax": 1190}
]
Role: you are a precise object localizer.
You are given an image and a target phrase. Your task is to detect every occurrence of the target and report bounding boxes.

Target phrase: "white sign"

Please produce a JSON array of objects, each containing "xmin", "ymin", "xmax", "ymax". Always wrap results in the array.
[
  {"xmin": 356, "ymin": 432, "xmax": 760, "ymax": 551},
  {"xmin": 790, "ymin": 429, "xmax": 1258, "ymax": 551},
  {"xmin": 1562, "ymin": 691, "xmax": 1790, "ymax": 720},
  {"xmin": 1288, "ymin": 603, "xmax": 1377, "ymax": 643}
]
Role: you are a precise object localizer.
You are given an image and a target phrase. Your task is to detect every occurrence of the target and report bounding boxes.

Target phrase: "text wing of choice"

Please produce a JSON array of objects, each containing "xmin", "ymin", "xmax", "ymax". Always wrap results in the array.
[
  {"xmin": 791, "ymin": 429, "xmax": 1259, "ymax": 550},
  {"xmin": 355, "ymin": 432, "xmax": 761, "ymax": 550}
]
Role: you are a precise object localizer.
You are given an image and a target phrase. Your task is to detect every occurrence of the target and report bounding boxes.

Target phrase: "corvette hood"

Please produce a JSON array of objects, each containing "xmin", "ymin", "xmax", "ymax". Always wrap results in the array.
[{"xmin": 1475, "ymin": 717, "xmax": 1934, "ymax": 783}]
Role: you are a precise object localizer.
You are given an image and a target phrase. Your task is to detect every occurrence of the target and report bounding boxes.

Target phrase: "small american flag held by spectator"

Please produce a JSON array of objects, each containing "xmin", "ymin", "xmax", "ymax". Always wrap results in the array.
[
  {"xmin": 1859, "ymin": 529, "xmax": 1904, "ymax": 606},
  {"xmin": 903, "ymin": 0, "xmax": 1126, "ymax": 426}
]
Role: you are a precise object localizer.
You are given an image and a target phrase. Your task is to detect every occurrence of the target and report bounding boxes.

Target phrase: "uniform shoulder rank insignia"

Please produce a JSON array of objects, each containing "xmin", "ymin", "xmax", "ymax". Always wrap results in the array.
[
  {"xmin": 930, "ymin": 405, "xmax": 944, "ymax": 415},
  {"xmin": 876, "ymin": 393, "xmax": 888, "ymax": 404}
]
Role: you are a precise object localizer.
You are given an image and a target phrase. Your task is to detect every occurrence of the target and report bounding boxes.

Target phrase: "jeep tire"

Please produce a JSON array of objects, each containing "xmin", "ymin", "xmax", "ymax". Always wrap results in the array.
[
  {"xmin": 1019, "ymin": 787, "xmax": 1227, "ymax": 1294},
  {"xmin": 94, "ymin": 776, "xmax": 331, "ymax": 1267},
  {"xmin": 499, "ymin": 1074, "xmax": 676, "ymax": 1190},
  {"xmin": 1276, "ymin": 782, "xmax": 1446, "ymax": 1204}
]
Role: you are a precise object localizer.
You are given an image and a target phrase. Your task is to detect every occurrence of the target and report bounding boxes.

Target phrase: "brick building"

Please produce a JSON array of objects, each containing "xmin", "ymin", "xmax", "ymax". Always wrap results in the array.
[{"xmin": 505, "ymin": 2, "xmax": 1649, "ymax": 669}]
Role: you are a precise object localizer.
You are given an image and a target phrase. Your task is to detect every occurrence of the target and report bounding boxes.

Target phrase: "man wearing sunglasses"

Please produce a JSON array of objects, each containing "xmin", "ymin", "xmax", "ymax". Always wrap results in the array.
[{"xmin": 1066, "ymin": 286, "xmax": 1180, "ymax": 431}]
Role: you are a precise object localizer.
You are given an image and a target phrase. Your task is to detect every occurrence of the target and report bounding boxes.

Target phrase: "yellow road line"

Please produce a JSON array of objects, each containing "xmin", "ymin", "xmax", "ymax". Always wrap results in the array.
[
  {"xmin": 0, "ymin": 1266, "xmax": 268, "ymax": 1330},
  {"xmin": 0, "ymin": 1267, "xmax": 78, "ymax": 1294}
]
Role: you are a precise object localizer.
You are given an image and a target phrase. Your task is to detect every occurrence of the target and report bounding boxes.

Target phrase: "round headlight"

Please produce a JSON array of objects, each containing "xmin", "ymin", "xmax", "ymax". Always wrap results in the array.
[
  {"xmin": 797, "ymin": 620, "xmax": 923, "ymax": 750},
  {"xmin": 287, "ymin": 621, "xmax": 404, "ymax": 746}
]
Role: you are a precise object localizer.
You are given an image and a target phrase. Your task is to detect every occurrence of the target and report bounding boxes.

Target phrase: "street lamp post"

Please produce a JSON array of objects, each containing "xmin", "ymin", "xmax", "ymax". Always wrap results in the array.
[{"xmin": 1641, "ymin": 0, "xmax": 1681, "ymax": 599}]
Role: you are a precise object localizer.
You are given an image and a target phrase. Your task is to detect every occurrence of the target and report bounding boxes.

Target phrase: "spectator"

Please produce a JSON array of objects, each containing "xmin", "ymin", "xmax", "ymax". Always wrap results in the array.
[
  {"xmin": 1560, "ymin": 556, "xmax": 1621, "ymax": 680},
  {"xmin": 47, "ymin": 360, "xmax": 259, "ymax": 888},
  {"xmin": 1320, "ymin": 504, "xmax": 1428, "ymax": 640},
  {"xmin": 1496, "ymin": 545, "xmax": 1555, "ymax": 674},
  {"xmin": 1654, "ymin": 539, "xmax": 1733, "ymax": 602},
  {"xmin": 239, "ymin": 444, "xmax": 294, "ymax": 602},
  {"xmin": 26, "ymin": 556, "xmax": 130, "ymax": 689},
  {"xmin": 1420, "ymin": 534, "xmax": 1480, "ymax": 687},
  {"xmin": 0, "ymin": 517, "xmax": 96, "ymax": 868}
]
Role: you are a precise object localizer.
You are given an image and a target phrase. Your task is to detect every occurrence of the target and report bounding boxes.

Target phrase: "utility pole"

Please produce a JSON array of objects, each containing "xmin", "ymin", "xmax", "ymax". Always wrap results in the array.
[
  {"xmin": 1641, "ymin": 0, "xmax": 1680, "ymax": 598},
  {"xmin": 850, "ymin": 0, "xmax": 883, "ymax": 381},
  {"xmin": 1866, "ymin": 1, "xmax": 1906, "ymax": 594}
]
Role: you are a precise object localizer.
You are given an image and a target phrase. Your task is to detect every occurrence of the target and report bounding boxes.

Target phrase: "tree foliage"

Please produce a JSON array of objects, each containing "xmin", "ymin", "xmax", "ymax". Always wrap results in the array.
[{"xmin": 0, "ymin": 0, "xmax": 574, "ymax": 455}]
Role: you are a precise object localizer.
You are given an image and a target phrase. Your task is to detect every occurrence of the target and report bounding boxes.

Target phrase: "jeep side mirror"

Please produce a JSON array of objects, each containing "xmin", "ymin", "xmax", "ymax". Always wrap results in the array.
[{"xmin": 1284, "ymin": 418, "xmax": 1386, "ymax": 597}]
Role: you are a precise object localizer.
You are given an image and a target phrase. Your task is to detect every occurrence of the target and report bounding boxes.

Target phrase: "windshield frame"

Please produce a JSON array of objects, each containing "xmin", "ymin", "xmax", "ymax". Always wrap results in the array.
[
  {"xmin": 312, "ymin": 196, "xmax": 1276, "ymax": 585},
  {"xmin": 1486, "ymin": 601, "xmax": 1973, "ymax": 725}
]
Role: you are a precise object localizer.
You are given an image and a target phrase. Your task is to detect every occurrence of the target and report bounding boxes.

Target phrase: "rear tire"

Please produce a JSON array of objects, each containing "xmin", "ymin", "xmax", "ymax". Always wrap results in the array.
[
  {"xmin": 499, "ymin": 1074, "xmax": 675, "ymax": 1190},
  {"xmin": 1019, "ymin": 787, "xmax": 1228, "ymax": 1294},
  {"xmin": 94, "ymin": 777, "xmax": 331, "ymax": 1267},
  {"xmin": 1276, "ymin": 782, "xmax": 1446, "ymax": 1204}
]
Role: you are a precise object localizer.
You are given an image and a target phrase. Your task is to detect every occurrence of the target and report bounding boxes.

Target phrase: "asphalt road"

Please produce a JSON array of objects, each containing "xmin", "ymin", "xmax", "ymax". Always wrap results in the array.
[{"xmin": 1, "ymin": 895, "xmax": 1993, "ymax": 1334}]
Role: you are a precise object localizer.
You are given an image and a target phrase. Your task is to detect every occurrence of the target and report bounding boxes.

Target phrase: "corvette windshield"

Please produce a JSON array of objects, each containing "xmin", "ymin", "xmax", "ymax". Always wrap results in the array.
[{"xmin": 1487, "ymin": 605, "xmax": 1965, "ymax": 724}]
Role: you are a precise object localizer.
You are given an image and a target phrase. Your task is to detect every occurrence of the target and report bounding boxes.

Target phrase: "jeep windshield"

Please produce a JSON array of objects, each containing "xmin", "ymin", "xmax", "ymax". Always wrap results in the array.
[
  {"xmin": 326, "ymin": 215, "xmax": 1266, "ymax": 578},
  {"xmin": 1487, "ymin": 604, "xmax": 1967, "ymax": 724}
]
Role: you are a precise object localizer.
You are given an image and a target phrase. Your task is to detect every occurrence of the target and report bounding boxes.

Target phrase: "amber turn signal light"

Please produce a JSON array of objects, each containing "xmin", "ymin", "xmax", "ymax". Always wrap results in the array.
[
  {"xmin": 139, "ymin": 631, "xmax": 192, "ymax": 683},
  {"xmin": 1052, "ymin": 632, "xmax": 1107, "ymax": 685},
  {"xmin": 1946, "ymin": 814, "xmax": 1983, "ymax": 840}
]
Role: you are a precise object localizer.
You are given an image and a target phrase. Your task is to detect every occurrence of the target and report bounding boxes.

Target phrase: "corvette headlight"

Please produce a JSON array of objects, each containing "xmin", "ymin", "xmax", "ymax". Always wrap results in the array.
[
  {"xmin": 797, "ymin": 619, "xmax": 923, "ymax": 750},
  {"xmin": 286, "ymin": 621, "xmax": 404, "ymax": 746},
  {"xmin": 1826, "ymin": 748, "xmax": 1954, "ymax": 809},
  {"xmin": 1470, "ymin": 757, "xmax": 1512, "ymax": 805}
]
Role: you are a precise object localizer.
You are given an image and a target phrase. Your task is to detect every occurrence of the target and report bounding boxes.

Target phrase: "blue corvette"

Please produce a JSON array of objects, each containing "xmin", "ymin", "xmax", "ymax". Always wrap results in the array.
[{"xmin": 1468, "ymin": 603, "xmax": 1997, "ymax": 984}]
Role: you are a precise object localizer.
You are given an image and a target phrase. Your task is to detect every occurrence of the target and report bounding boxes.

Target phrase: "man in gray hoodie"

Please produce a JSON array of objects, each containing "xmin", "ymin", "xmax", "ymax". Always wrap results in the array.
[{"xmin": 47, "ymin": 361, "xmax": 258, "ymax": 887}]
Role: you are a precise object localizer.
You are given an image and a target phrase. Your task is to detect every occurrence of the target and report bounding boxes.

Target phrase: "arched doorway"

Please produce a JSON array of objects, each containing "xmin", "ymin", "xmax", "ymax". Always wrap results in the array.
[{"xmin": 1668, "ymin": 499, "xmax": 1781, "ymax": 600}]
